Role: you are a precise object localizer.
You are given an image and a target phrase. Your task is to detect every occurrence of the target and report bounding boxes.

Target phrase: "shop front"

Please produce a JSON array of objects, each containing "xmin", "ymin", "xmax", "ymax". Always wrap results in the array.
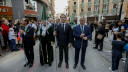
[
  {"xmin": 24, "ymin": 9, "xmax": 38, "ymax": 21},
  {"xmin": 0, "ymin": 5, "xmax": 13, "ymax": 20}
]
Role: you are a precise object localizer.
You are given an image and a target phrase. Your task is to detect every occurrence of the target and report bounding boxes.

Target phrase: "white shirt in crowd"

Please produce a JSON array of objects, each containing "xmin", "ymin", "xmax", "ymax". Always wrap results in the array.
[
  {"xmin": 113, "ymin": 26, "xmax": 124, "ymax": 33},
  {"xmin": 9, "ymin": 28, "xmax": 16, "ymax": 40},
  {"xmin": 29, "ymin": 23, "xmax": 37, "ymax": 30}
]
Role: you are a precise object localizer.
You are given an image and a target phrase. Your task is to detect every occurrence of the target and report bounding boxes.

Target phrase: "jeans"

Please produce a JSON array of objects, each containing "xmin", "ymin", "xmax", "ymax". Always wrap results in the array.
[{"xmin": 10, "ymin": 39, "xmax": 17, "ymax": 51}]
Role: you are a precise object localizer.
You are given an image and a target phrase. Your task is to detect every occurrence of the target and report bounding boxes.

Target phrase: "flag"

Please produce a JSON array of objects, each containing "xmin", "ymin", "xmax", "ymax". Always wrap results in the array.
[
  {"xmin": 70, "ymin": 13, "xmax": 76, "ymax": 28},
  {"xmin": 42, "ymin": 3, "xmax": 47, "ymax": 20}
]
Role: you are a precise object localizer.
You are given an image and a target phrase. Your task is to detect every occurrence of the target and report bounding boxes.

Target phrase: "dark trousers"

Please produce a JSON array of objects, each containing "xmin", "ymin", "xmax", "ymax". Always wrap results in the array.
[
  {"xmin": 75, "ymin": 47, "xmax": 87, "ymax": 65},
  {"xmin": 3, "ymin": 36, "xmax": 9, "ymax": 50},
  {"xmin": 40, "ymin": 41, "xmax": 53, "ymax": 64},
  {"xmin": 112, "ymin": 55, "xmax": 121, "ymax": 71},
  {"xmin": 24, "ymin": 43, "xmax": 34, "ymax": 64},
  {"xmin": 10, "ymin": 39, "xmax": 17, "ymax": 51},
  {"xmin": 95, "ymin": 38, "xmax": 104, "ymax": 50},
  {"xmin": 59, "ymin": 46, "xmax": 68, "ymax": 64}
]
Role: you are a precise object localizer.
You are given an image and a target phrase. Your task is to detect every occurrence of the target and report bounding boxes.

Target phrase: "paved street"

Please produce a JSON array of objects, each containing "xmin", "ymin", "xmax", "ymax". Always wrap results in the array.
[{"xmin": 0, "ymin": 32, "xmax": 125, "ymax": 72}]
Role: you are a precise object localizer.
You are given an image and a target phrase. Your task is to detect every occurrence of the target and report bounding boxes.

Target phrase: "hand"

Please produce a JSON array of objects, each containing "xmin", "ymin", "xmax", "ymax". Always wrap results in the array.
[
  {"xmin": 80, "ymin": 33, "xmax": 85, "ymax": 37},
  {"xmin": 19, "ymin": 30, "xmax": 24, "ymax": 34},
  {"xmin": 83, "ymin": 37, "xmax": 88, "ymax": 40},
  {"xmin": 53, "ymin": 31, "xmax": 57, "ymax": 36},
  {"xmin": 68, "ymin": 43, "xmax": 71, "ymax": 48}
]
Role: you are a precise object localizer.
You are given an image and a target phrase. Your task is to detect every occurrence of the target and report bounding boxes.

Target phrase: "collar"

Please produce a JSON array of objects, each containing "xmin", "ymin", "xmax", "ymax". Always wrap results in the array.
[
  {"xmin": 25, "ymin": 24, "xmax": 29, "ymax": 28},
  {"xmin": 80, "ymin": 24, "xmax": 85, "ymax": 27}
]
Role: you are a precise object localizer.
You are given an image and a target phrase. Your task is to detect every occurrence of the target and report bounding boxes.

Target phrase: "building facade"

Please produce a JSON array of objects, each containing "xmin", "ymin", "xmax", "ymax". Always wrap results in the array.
[{"xmin": 68, "ymin": 0, "xmax": 123, "ymax": 23}]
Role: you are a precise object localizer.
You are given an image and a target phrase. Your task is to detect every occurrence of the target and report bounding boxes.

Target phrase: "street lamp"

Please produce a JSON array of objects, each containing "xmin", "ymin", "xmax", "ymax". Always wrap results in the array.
[
  {"xmin": 119, "ymin": 0, "xmax": 124, "ymax": 20},
  {"xmin": 115, "ymin": 4, "xmax": 119, "ymax": 23}
]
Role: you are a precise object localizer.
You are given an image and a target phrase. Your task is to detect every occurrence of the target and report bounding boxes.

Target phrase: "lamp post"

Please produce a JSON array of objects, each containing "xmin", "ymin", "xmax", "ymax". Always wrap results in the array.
[{"xmin": 115, "ymin": 4, "xmax": 119, "ymax": 23}]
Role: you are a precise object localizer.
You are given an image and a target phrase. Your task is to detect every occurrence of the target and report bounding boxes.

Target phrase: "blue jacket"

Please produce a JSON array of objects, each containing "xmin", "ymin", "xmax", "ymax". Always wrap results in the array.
[{"xmin": 73, "ymin": 25, "xmax": 92, "ymax": 48}]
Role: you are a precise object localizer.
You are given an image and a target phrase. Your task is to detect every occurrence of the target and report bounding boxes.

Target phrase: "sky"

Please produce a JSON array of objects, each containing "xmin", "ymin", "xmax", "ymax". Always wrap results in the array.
[{"xmin": 55, "ymin": 0, "xmax": 68, "ymax": 15}]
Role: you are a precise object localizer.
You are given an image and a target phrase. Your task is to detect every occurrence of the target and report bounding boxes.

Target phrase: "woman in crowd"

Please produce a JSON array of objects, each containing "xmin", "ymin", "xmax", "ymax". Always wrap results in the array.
[
  {"xmin": 105, "ymin": 22, "xmax": 110, "ymax": 37},
  {"xmin": 112, "ymin": 21, "xmax": 124, "ymax": 40},
  {"xmin": 1, "ymin": 19, "xmax": 9, "ymax": 52},
  {"xmin": 93, "ymin": 22, "xmax": 105, "ymax": 51}
]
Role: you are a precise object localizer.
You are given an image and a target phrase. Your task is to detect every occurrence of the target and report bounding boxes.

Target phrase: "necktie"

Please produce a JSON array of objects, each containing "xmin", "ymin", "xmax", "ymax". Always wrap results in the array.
[
  {"xmin": 63, "ymin": 23, "xmax": 65, "ymax": 31},
  {"xmin": 25, "ymin": 26, "xmax": 27, "ymax": 32},
  {"xmin": 81, "ymin": 26, "xmax": 83, "ymax": 33}
]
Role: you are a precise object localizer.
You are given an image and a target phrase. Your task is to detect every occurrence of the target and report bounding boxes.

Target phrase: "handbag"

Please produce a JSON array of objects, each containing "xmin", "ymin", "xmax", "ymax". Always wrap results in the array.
[
  {"xmin": 97, "ymin": 34, "xmax": 103, "ymax": 40},
  {"xmin": 123, "ymin": 43, "xmax": 128, "ymax": 51}
]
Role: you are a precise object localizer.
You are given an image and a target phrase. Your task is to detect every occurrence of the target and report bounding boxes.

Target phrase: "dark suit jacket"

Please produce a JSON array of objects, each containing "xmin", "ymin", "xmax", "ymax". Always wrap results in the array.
[
  {"xmin": 97, "ymin": 26, "xmax": 105, "ymax": 36},
  {"xmin": 73, "ymin": 25, "xmax": 92, "ymax": 48},
  {"xmin": 21, "ymin": 26, "xmax": 34, "ymax": 46},
  {"xmin": 56, "ymin": 23, "xmax": 72, "ymax": 47}
]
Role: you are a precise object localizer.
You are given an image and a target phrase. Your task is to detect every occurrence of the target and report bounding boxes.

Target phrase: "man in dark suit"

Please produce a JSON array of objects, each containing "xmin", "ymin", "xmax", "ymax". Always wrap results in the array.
[
  {"xmin": 73, "ymin": 17, "xmax": 92, "ymax": 70},
  {"xmin": 19, "ymin": 18, "xmax": 34, "ymax": 68},
  {"xmin": 54, "ymin": 14, "xmax": 72, "ymax": 68}
]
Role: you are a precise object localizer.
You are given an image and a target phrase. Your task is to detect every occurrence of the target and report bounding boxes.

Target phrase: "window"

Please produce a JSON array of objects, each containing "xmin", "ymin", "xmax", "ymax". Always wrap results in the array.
[
  {"xmin": 81, "ymin": 9, "xmax": 83, "ymax": 12},
  {"xmin": 0, "ymin": 0, "xmax": 3, "ymax": 5},
  {"xmin": 103, "ymin": 4, "xmax": 108, "ymax": 10},
  {"xmin": 88, "ymin": 0, "xmax": 91, "ymax": 2},
  {"xmin": 82, "ymin": 0, "xmax": 84, "ymax": 3},
  {"xmin": 74, "ymin": 10, "xmax": 76, "ymax": 12},
  {"xmin": 0, "ymin": 0, "xmax": 6, "ymax": 5},
  {"xmin": 74, "ymin": 2, "xmax": 76, "ymax": 5},
  {"xmin": 88, "ymin": 8, "xmax": 91, "ymax": 11},
  {"xmin": 94, "ymin": 5, "xmax": 99, "ymax": 11},
  {"xmin": 113, "ymin": 4, "xmax": 117, "ymax": 8}
]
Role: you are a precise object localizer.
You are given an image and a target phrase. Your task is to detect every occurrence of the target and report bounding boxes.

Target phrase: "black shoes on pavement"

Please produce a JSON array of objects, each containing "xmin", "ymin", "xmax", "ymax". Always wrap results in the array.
[
  {"xmin": 58, "ymin": 62, "xmax": 69, "ymax": 68},
  {"xmin": 24, "ymin": 62, "xmax": 33, "ymax": 68},
  {"xmin": 73, "ymin": 64, "xmax": 86, "ymax": 70}
]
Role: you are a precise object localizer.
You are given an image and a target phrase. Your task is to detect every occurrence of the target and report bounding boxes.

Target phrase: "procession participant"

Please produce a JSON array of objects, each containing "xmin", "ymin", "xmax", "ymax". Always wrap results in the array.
[
  {"xmin": 73, "ymin": 17, "xmax": 92, "ymax": 70},
  {"xmin": 39, "ymin": 19, "xmax": 54, "ymax": 66},
  {"xmin": 19, "ymin": 18, "xmax": 35, "ymax": 68},
  {"xmin": 54, "ymin": 14, "xmax": 72, "ymax": 68}
]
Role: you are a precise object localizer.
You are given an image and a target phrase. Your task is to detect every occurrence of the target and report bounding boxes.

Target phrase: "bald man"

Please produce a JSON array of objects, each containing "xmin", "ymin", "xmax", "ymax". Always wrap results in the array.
[{"xmin": 73, "ymin": 17, "xmax": 92, "ymax": 70}]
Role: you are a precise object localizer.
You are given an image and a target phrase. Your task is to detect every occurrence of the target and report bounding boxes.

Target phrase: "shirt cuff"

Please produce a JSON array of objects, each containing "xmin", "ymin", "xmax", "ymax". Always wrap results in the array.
[{"xmin": 24, "ymin": 33, "xmax": 26, "ymax": 36}]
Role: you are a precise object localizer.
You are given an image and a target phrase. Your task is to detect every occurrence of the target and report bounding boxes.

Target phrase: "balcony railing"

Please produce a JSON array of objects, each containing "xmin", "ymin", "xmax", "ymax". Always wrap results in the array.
[
  {"xmin": 87, "ymin": 2, "xmax": 91, "ymax": 7},
  {"xmin": 112, "ymin": 8, "xmax": 118, "ymax": 14},
  {"xmin": 102, "ymin": 9, "xmax": 108, "ymax": 15},
  {"xmin": 94, "ymin": 1, "xmax": 99, "ymax": 5},
  {"xmin": 80, "ymin": 12, "xmax": 84, "ymax": 16},
  {"xmin": 113, "ymin": 0, "xmax": 120, "ymax": 3},
  {"xmin": 73, "ymin": 5, "xmax": 76, "ymax": 9},
  {"xmin": 72, "ymin": 12, "xmax": 76, "ymax": 16},
  {"xmin": 81, "ymin": 3, "xmax": 84, "ymax": 8},
  {"xmin": 103, "ymin": 0, "xmax": 109, "ymax": 4},
  {"xmin": 87, "ymin": 11, "xmax": 91, "ymax": 16},
  {"xmin": 94, "ymin": 11, "xmax": 99, "ymax": 15}
]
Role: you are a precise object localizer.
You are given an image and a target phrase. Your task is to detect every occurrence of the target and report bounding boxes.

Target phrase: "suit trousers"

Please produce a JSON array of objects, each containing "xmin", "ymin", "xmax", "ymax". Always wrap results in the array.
[
  {"xmin": 24, "ymin": 43, "xmax": 34, "ymax": 64},
  {"xmin": 59, "ymin": 46, "xmax": 68, "ymax": 64},
  {"xmin": 95, "ymin": 38, "xmax": 104, "ymax": 50},
  {"xmin": 75, "ymin": 47, "xmax": 87, "ymax": 65}
]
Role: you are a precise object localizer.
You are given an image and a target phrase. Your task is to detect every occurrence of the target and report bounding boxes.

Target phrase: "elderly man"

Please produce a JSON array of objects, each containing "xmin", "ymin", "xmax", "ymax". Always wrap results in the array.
[{"xmin": 73, "ymin": 17, "xmax": 92, "ymax": 70}]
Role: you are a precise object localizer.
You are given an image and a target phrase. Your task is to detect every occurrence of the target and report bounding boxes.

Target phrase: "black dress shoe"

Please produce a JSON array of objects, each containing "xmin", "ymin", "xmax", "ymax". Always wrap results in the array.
[
  {"xmin": 93, "ymin": 47, "xmax": 98, "ymax": 49},
  {"xmin": 66, "ymin": 63, "xmax": 69, "ymax": 68},
  {"xmin": 81, "ymin": 65, "xmax": 86, "ymax": 70},
  {"xmin": 24, "ymin": 62, "xmax": 29, "ymax": 67},
  {"xmin": 49, "ymin": 62, "xmax": 52, "ymax": 66},
  {"xmin": 98, "ymin": 49, "xmax": 102, "ymax": 51},
  {"xmin": 58, "ymin": 62, "xmax": 62, "ymax": 68},
  {"xmin": 73, "ymin": 64, "xmax": 77, "ymax": 69},
  {"xmin": 29, "ymin": 64, "xmax": 33, "ymax": 68}
]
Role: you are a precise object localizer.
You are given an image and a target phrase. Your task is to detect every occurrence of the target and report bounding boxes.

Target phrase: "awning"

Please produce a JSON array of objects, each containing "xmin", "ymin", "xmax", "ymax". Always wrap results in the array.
[{"xmin": 24, "ymin": 9, "xmax": 37, "ymax": 17}]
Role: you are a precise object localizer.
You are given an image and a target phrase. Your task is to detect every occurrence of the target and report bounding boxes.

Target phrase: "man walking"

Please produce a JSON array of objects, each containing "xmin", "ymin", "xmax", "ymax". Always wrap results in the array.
[
  {"xmin": 54, "ymin": 14, "xmax": 72, "ymax": 68},
  {"xmin": 73, "ymin": 17, "xmax": 92, "ymax": 70},
  {"xmin": 19, "ymin": 18, "xmax": 35, "ymax": 68}
]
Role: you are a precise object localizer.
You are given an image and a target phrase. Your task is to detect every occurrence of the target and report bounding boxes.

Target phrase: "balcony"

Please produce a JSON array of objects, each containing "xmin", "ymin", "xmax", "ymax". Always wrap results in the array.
[
  {"xmin": 103, "ymin": 0, "xmax": 109, "ymax": 4},
  {"xmin": 94, "ymin": 11, "xmax": 99, "ymax": 15},
  {"xmin": 72, "ymin": 12, "xmax": 76, "ymax": 16},
  {"xmin": 94, "ymin": 1, "xmax": 99, "ymax": 5},
  {"xmin": 113, "ymin": 0, "xmax": 120, "ymax": 3},
  {"xmin": 112, "ymin": 8, "xmax": 118, "ymax": 14},
  {"xmin": 80, "ymin": 12, "xmax": 84, "ymax": 16},
  {"xmin": 102, "ymin": 9, "xmax": 108, "ymax": 15},
  {"xmin": 81, "ymin": 3, "xmax": 84, "ymax": 8},
  {"xmin": 87, "ymin": 11, "xmax": 91, "ymax": 16},
  {"xmin": 73, "ymin": 5, "xmax": 76, "ymax": 9},
  {"xmin": 87, "ymin": 2, "xmax": 91, "ymax": 7}
]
